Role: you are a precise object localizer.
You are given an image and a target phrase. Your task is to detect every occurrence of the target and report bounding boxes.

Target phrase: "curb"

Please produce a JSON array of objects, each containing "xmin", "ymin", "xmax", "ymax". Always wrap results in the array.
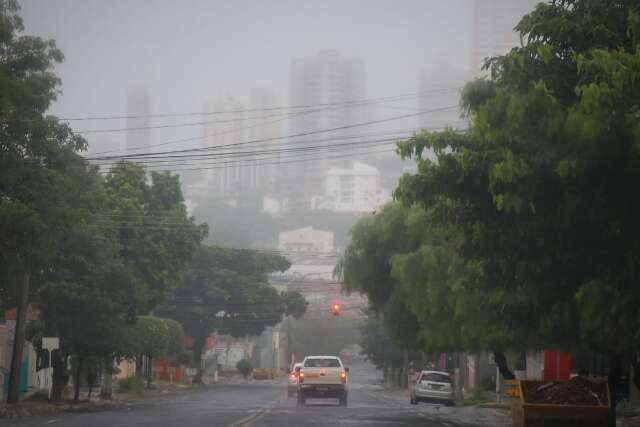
[{"xmin": 0, "ymin": 400, "xmax": 125, "ymax": 420}]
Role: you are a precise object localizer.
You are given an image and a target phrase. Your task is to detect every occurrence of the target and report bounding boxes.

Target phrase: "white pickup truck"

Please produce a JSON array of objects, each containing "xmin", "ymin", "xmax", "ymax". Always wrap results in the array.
[{"xmin": 295, "ymin": 355, "xmax": 349, "ymax": 406}]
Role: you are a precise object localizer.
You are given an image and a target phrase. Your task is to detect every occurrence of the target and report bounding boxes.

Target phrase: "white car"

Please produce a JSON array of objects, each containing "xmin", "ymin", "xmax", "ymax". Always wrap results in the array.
[
  {"xmin": 288, "ymin": 363, "xmax": 303, "ymax": 396},
  {"xmin": 296, "ymin": 356, "xmax": 349, "ymax": 406},
  {"xmin": 410, "ymin": 370, "xmax": 455, "ymax": 406}
]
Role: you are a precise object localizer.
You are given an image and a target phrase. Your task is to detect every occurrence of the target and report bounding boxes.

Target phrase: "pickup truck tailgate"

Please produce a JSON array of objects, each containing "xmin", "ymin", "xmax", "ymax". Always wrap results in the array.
[{"xmin": 302, "ymin": 367, "xmax": 342, "ymax": 384}]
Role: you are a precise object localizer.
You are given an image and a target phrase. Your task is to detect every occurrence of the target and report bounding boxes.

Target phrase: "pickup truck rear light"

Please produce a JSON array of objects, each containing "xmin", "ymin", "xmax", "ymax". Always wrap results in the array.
[
  {"xmin": 340, "ymin": 371, "xmax": 347, "ymax": 383},
  {"xmin": 299, "ymin": 372, "xmax": 305, "ymax": 383}
]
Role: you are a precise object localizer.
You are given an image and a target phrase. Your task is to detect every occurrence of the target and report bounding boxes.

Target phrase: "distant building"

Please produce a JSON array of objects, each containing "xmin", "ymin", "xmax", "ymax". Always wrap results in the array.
[
  {"xmin": 125, "ymin": 88, "xmax": 152, "ymax": 153},
  {"xmin": 311, "ymin": 162, "xmax": 391, "ymax": 213},
  {"xmin": 471, "ymin": 0, "xmax": 538, "ymax": 75},
  {"xmin": 248, "ymin": 88, "xmax": 283, "ymax": 192},
  {"xmin": 278, "ymin": 226, "xmax": 334, "ymax": 254},
  {"xmin": 287, "ymin": 50, "xmax": 369, "ymax": 193},
  {"xmin": 418, "ymin": 52, "xmax": 469, "ymax": 132}
]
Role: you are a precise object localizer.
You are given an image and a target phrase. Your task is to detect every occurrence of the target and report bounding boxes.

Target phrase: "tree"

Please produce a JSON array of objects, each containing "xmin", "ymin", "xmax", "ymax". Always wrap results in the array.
[
  {"xmin": 156, "ymin": 245, "xmax": 300, "ymax": 379},
  {"xmin": 392, "ymin": 0, "xmax": 640, "ymax": 419},
  {"xmin": 337, "ymin": 203, "xmax": 425, "ymax": 351},
  {"xmin": 0, "ymin": 0, "xmax": 93, "ymax": 402},
  {"xmin": 103, "ymin": 162, "xmax": 207, "ymax": 313},
  {"xmin": 281, "ymin": 291, "xmax": 308, "ymax": 319},
  {"xmin": 129, "ymin": 316, "xmax": 170, "ymax": 389},
  {"xmin": 236, "ymin": 359, "xmax": 253, "ymax": 378}
]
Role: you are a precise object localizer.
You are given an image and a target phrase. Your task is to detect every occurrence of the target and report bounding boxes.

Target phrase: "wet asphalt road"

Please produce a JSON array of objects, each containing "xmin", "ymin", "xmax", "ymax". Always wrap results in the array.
[{"xmin": 4, "ymin": 362, "xmax": 476, "ymax": 427}]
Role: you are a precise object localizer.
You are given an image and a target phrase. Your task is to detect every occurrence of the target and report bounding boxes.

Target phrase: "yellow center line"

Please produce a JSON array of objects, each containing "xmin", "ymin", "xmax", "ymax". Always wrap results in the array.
[
  {"xmin": 225, "ymin": 407, "xmax": 272, "ymax": 427},
  {"xmin": 239, "ymin": 408, "xmax": 271, "ymax": 427}
]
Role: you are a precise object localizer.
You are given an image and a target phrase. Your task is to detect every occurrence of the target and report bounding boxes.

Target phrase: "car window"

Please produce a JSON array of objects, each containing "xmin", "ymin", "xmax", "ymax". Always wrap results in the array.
[
  {"xmin": 304, "ymin": 358, "xmax": 341, "ymax": 368},
  {"xmin": 420, "ymin": 373, "xmax": 451, "ymax": 383}
]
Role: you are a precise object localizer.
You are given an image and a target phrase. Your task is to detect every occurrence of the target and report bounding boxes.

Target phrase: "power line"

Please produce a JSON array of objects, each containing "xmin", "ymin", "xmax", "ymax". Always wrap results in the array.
[
  {"xmin": 92, "ymin": 136, "xmax": 403, "ymax": 168},
  {"xmin": 86, "ymin": 105, "xmax": 459, "ymax": 161},
  {"xmin": 90, "ymin": 128, "xmax": 424, "ymax": 163},
  {"xmin": 98, "ymin": 146, "xmax": 394, "ymax": 174},
  {"xmin": 74, "ymin": 90, "xmax": 442, "ymax": 135},
  {"xmin": 47, "ymin": 88, "xmax": 461, "ymax": 122}
]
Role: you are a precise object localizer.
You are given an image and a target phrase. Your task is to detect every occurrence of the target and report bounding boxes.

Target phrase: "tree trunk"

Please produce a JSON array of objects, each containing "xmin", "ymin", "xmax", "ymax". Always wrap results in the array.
[
  {"xmin": 147, "ymin": 356, "xmax": 153, "ymax": 389},
  {"xmin": 7, "ymin": 269, "xmax": 31, "ymax": 403},
  {"xmin": 402, "ymin": 350, "xmax": 409, "ymax": 389},
  {"xmin": 74, "ymin": 357, "xmax": 84, "ymax": 402},
  {"xmin": 192, "ymin": 334, "xmax": 205, "ymax": 383},
  {"xmin": 493, "ymin": 352, "xmax": 515, "ymax": 380},
  {"xmin": 607, "ymin": 353, "xmax": 622, "ymax": 427},
  {"xmin": 135, "ymin": 355, "xmax": 144, "ymax": 378},
  {"xmin": 630, "ymin": 353, "xmax": 640, "ymax": 394},
  {"xmin": 51, "ymin": 350, "xmax": 68, "ymax": 402},
  {"xmin": 100, "ymin": 358, "xmax": 114, "ymax": 400},
  {"xmin": 88, "ymin": 383, "xmax": 93, "ymax": 400}
]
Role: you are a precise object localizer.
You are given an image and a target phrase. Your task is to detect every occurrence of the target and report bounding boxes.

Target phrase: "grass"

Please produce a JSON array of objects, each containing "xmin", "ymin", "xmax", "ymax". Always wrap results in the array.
[
  {"xmin": 116, "ymin": 376, "xmax": 145, "ymax": 396},
  {"xmin": 457, "ymin": 390, "xmax": 493, "ymax": 407}
]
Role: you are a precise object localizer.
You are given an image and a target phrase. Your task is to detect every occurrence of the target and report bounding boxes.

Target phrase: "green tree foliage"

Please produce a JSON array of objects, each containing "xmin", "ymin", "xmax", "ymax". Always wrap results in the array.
[
  {"xmin": 392, "ymin": 0, "xmax": 640, "ymax": 398},
  {"xmin": 127, "ymin": 316, "xmax": 186, "ymax": 388},
  {"xmin": 236, "ymin": 358, "xmax": 253, "ymax": 378},
  {"xmin": 340, "ymin": 2, "xmax": 640, "ymax": 406},
  {"xmin": 280, "ymin": 290, "xmax": 308, "ymax": 319},
  {"xmin": 337, "ymin": 203, "xmax": 423, "ymax": 351},
  {"xmin": 157, "ymin": 245, "xmax": 302, "ymax": 374},
  {"xmin": 358, "ymin": 310, "xmax": 404, "ymax": 369},
  {"xmin": 103, "ymin": 162, "xmax": 207, "ymax": 313},
  {"xmin": 0, "ymin": 0, "xmax": 96, "ymax": 402}
]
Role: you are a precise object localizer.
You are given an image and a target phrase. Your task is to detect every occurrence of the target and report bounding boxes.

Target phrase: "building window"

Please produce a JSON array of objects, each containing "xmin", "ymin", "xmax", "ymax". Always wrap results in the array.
[{"xmin": 340, "ymin": 176, "xmax": 354, "ymax": 204}]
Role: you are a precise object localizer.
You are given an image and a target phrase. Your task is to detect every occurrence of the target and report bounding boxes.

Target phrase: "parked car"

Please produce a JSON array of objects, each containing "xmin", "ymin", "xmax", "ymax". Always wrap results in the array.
[
  {"xmin": 288, "ymin": 363, "xmax": 303, "ymax": 396},
  {"xmin": 410, "ymin": 370, "xmax": 455, "ymax": 406}
]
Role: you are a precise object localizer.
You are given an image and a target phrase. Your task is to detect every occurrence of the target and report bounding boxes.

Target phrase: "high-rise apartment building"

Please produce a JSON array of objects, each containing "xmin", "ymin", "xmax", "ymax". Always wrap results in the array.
[
  {"xmin": 471, "ymin": 0, "xmax": 538, "ymax": 75},
  {"xmin": 418, "ymin": 52, "xmax": 469, "ymax": 132},
  {"xmin": 125, "ymin": 88, "xmax": 152, "ymax": 153},
  {"xmin": 288, "ymin": 50, "xmax": 368, "ymax": 187},
  {"xmin": 200, "ymin": 96, "xmax": 247, "ymax": 197},
  {"xmin": 247, "ymin": 88, "xmax": 283, "ymax": 192}
]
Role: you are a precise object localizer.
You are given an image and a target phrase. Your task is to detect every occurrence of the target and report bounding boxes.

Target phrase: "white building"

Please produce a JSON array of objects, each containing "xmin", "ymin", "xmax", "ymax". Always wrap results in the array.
[
  {"xmin": 311, "ymin": 162, "xmax": 391, "ymax": 213},
  {"xmin": 471, "ymin": 0, "xmax": 538, "ymax": 76},
  {"xmin": 278, "ymin": 226, "xmax": 334, "ymax": 254}
]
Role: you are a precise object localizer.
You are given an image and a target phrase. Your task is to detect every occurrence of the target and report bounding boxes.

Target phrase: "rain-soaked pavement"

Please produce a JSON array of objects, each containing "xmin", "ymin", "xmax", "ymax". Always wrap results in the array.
[{"xmin": 5, "ymin": 360, "xmax": 508, "ymax": 427}]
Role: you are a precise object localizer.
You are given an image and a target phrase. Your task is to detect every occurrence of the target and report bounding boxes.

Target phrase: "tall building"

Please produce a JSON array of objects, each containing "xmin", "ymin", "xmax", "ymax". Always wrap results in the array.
[
  {"xmin": 418, "ymin": 52, "xmax": 469, "ymax": 132},
  {"xmin": 247, "ymin": 88, "xmax": 283, "ymax": 192},
  {"xmin": 200, "ymin": 96, "xmax": 247, "ymax": 197},
  {"xmin": 125, "ymin": 88, "xmax": 152, "ymax": 153},
  {"xmin": 287, "ymin": 50, "xmax": 368, "ymax": 193},
  {"xmin": 471, "ymin": 0, "xmax": 538, "ymax": 75}
]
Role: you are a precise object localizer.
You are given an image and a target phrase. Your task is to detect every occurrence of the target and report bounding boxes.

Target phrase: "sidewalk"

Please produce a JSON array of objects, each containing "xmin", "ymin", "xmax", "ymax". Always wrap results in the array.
[
  {"xmin": 0, "ymin": 380, "xmax": 203, "ymax": 420},
  {"xmin": 371, "ymin": 387, "xmax": 512, "ymax": 427}
]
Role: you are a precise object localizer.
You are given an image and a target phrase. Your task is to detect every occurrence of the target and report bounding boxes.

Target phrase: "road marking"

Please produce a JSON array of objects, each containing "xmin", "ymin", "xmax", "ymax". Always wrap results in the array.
[{"xmin": 225, "ymin": 407, "xmax": 272, "ymax": 427}]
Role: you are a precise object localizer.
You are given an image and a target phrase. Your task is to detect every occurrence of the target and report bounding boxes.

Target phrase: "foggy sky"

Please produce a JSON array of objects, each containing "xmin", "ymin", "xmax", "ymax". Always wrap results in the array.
[{"xmin": 20, "ymin": 0, "xmax": 474, "ymax": 153}]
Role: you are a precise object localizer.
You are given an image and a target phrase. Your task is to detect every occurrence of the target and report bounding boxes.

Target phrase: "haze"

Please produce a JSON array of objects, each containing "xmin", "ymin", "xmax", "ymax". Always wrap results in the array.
[{"xmin": 20, "ymin": 0, "xmax": 473, "ymax": 153}]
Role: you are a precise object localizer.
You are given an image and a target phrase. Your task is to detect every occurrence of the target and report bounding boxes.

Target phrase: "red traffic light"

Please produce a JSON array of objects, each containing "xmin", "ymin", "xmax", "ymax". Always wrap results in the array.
[{"xmin": 331, "ymin": 302, "xmax": 341, "ymax": 315}]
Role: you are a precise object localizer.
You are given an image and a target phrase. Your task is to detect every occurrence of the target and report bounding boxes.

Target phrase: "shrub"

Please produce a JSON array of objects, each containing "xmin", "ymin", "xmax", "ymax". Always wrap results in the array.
[
  {"xmin": 116, "ymin": 376, "xmax": 145, "ymax": 395},
  {"xmin": 236, "ymin": 359, "xmax": 253, "ymax": 378}
]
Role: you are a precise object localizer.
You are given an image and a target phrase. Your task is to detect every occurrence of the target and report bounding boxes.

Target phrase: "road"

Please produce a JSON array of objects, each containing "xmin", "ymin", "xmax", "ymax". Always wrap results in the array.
[{"xmin": 5, "ymin": 361, "xmax": 494, "ymax": 427}]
